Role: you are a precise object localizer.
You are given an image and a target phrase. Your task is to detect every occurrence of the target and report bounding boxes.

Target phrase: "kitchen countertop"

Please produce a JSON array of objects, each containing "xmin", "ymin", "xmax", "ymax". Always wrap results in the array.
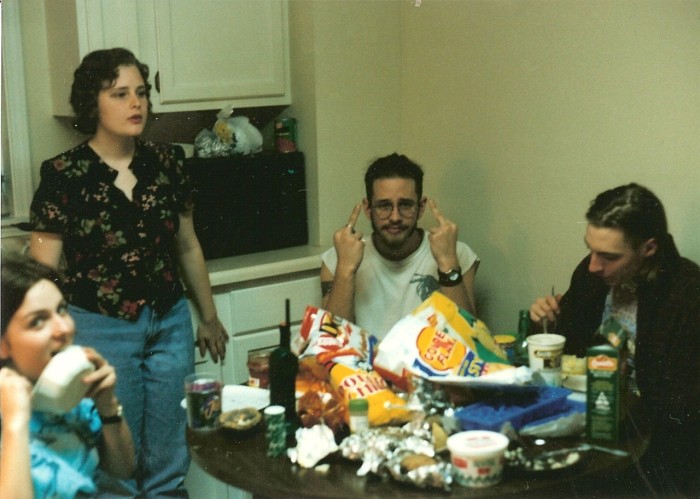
[
  {"xmin": 0, "ymin": 225, "xmax": 326, "ymax": 288},
  {"xmin": 205, "ymin": 245, "xmax": 328, "ymax": 287}
]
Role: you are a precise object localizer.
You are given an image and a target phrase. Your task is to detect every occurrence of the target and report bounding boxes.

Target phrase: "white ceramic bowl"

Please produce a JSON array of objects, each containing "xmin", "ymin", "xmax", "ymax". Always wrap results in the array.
[{"xmin": 32, "ymin": 345, "xmax": 95, "ymax": 413}]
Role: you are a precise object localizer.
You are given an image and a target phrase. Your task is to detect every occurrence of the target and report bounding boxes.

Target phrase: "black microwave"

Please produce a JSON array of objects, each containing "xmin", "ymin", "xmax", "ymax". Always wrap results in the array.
[{"xmin": 184, "ymin": 152, "xmax": 308, "ymax": 260}]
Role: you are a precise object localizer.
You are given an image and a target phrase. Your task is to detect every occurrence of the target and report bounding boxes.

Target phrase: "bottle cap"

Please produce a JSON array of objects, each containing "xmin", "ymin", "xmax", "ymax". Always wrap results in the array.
[{"xmin": 349, "ymin": 398, "xmax": 369, "ymax": 412}]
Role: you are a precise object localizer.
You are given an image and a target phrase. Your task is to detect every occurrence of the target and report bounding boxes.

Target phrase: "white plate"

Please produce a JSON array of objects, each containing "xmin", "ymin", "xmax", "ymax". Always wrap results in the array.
[
  {"xmin": 562, "ymin": 374, "xmax": 587, "ymax": 392},
  {"xmin": 416, "ymin": 365, "xmax": 533, "ymax": 388},
  {"xmin": 181, "ymin": 385, "xmax": 270, "ymax": 411}
]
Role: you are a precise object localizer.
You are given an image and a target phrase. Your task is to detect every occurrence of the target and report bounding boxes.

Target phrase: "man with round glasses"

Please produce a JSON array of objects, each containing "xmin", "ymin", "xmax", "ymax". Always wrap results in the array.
[{"xmin": 320, "ymin": 153, "xmax": 479, "ymax": 339}]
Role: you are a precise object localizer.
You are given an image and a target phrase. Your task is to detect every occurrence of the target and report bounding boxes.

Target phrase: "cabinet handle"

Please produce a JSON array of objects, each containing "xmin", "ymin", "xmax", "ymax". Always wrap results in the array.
[{"xmin": 155, "ymin": 71, "xmax": 160, "ymax": 93}]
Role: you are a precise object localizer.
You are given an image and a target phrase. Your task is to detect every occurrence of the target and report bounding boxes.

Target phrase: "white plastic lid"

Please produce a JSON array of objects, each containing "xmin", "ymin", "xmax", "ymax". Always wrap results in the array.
[{"xmin": 447, "ymin": 430, "xmax": 510, "ymax": 457}]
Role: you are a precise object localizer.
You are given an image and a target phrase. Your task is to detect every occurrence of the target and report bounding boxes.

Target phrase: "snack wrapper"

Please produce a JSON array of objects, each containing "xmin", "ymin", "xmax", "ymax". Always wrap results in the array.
[
  {"xmin": 373, "ymin": 292, "xmax": 513, "ymax": 391},
  {"xmin": 296, "ymin": 306, "xmax": 370, "ymax": 374},
  {"xmin": 329, "ymin": 363, "xmax": 410, "ymax": 427},
  {"xmin": 296, "ymin": 359, "xmax": 346, "ymax": 433},
  {"xmin": 295, "ymin": 307, "xmax": 408, "ymax": 427}
]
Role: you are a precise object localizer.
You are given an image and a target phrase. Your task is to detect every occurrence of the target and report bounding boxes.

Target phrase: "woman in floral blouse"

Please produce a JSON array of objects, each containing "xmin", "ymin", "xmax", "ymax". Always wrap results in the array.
[{"xmin": 28, "ymin": 48, "xmax": 227, "ymax": 497}]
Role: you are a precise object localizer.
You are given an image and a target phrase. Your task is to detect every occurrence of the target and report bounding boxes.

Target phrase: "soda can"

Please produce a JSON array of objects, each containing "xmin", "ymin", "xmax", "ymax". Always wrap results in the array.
[
  {"xmin": 274, "ymin": 118, "xmax": 297, "ymax": 153},
  {"xmin": 185, "ymin": 373, "xmax": 222, "ymax": 431}
]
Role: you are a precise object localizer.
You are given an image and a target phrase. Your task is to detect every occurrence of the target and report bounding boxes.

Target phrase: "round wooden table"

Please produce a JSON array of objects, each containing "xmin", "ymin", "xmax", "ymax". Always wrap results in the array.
[{"xmin": 187, "ymin": 424, "xmax": 648, "ymax": 498}]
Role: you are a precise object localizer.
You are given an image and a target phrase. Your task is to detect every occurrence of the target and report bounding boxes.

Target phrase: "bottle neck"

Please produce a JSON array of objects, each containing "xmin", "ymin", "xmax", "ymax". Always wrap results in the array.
[{"xmin": 279, "ymin": 323, "xmax": 291, "ymax": 349}]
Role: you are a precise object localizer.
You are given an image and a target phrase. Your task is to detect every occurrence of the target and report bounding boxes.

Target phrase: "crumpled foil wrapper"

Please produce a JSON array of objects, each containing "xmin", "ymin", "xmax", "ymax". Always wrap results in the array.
[
  {"xmin": 339, "ymin": 425, "xmax": 453, "ymax": 490},
  {"xmin": 386, "ymin": 449, "xmax": 453, "ymax": 490},
  {"xmin": 406, "ymin": 376, "xmax": 452, "ymax": 415}
]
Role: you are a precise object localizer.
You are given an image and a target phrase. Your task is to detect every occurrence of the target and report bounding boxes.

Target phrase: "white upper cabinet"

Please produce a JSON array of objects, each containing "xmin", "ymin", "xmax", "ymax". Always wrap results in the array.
[
  {"xmin": 141, "ymin": 0, "xmax": 290, "ymax": 112},
  {"xmin": 46, "ymin": 0, "xmax": 291, "ymax": 116}
]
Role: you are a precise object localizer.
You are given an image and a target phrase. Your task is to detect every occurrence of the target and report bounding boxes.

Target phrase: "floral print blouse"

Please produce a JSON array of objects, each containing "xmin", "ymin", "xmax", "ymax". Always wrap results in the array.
[{"xmin": 30, "ymin": 140, "xmax": 193, "ymax": 321}]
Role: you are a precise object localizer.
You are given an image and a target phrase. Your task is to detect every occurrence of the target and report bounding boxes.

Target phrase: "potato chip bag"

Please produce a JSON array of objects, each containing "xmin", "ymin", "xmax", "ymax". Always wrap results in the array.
[
  {"xmin": 328, "ymin": 362, "xmax": 410, "ymax": 427},
  {"xmin": 373, "ymin": 292, "xmax": 513, "ymax": 391},
  {"xmin": 295, "ymin": 306, "xmax": 370, "ymax": 370}
]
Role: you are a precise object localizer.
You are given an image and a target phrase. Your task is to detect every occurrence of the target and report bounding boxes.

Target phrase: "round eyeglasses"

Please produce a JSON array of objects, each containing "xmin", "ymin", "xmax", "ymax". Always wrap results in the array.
[{"xmin": 370, "ymin": 200, "xmax": 419, "ymax": 220}]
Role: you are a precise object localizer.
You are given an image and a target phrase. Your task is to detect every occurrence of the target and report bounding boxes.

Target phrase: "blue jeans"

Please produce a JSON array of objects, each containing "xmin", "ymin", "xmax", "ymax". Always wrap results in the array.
[{"xmin": 71, "ymin": 298, "xmax": 194, "ymax": 498}]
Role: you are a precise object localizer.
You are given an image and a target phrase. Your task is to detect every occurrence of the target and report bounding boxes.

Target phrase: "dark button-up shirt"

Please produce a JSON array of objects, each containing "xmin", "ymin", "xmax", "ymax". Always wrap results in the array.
[
  {"xmin": 30, "ymin": 140, "xmax": 192, "ymax": 320},
  {"xmin": 552, "ymin": 239, "xmax": 700, "ymax": 493}
]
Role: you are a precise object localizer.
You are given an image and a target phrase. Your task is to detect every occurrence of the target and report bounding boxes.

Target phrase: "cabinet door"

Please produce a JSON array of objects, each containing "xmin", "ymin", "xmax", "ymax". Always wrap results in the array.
[
  {"xmin": 144, "ymin": 0, "xmax": 290, "ymax": 112},
  {"xmin": 228, "ymin": 275, "xmax": 320, "ymax": 336}
]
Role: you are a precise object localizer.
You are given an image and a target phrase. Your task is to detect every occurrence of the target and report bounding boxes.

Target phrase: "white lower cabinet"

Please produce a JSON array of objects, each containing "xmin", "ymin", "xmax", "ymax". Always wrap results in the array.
[{"xmin": 185, "ymin": 269, "xmax": 321, "ymax": 498}]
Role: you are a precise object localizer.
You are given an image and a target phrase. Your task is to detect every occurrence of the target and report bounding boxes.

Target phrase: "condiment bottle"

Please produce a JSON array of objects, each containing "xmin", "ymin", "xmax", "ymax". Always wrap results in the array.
[
  {"xmin": 269, "ymin": 299, "xmax": 299, "ymax": 436},
  {"xmin": 348, "ymin": 398, "xmax": 369, "ymax": 434}
]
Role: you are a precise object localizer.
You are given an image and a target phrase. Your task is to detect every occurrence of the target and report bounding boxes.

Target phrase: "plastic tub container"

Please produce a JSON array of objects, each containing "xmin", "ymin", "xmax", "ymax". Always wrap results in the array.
[
  {"xmin": 454, "ymin": 386, "xmax": 571, "ymax": 432},
  {"xmin": 447, "ymin": 430, "xmax": 510, "ymax": 488}
]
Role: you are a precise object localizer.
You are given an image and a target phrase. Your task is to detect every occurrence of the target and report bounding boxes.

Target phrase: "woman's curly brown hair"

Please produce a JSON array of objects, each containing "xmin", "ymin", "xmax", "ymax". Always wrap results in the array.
[{"xmin": 70, "ymin": 48, "xmax": 152, "ymax": 135}]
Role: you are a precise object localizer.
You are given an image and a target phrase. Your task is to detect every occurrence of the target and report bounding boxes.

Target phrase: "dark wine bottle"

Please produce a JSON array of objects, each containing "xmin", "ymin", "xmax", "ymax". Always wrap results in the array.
[{"xmin": 269, "ymin": 299, "xmax": 299, "ymax": 431}]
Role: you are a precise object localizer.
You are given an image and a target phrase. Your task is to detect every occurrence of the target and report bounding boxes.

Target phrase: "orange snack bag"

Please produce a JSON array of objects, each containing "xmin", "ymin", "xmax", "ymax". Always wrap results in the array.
[
  {"xmin": 296, "ymin": 358, "xmax": 346, "ymax": 433},
  {"xmin": 296, "ymin": 306, "xmax": 369, "ymax": 368}
]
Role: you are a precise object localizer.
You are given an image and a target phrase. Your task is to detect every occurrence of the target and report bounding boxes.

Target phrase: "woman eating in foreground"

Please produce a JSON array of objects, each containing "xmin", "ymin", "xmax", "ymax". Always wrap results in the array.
[{"xmin": 0, "ymin": 255, "xmax": 135, "ymax": 498}]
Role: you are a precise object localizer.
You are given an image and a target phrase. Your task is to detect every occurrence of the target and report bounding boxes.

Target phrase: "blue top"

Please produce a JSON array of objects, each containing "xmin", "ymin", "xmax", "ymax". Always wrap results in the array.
[{"xmin": 29, "ymin": 399, "xmax": 102, "ymax": 498}]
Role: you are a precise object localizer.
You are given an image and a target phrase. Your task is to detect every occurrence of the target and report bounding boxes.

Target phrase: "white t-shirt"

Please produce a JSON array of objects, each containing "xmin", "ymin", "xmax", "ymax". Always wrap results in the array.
[{"xmin": 321, "ymin": 232, "xmax": 479, "ymax": 339}]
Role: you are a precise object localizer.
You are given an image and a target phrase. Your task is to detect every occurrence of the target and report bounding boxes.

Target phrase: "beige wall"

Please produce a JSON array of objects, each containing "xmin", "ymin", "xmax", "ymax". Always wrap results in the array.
[
  {"xmin": 399, "ymin": 0, "xmax": 700, "ymax": 331},
  {"xmin": 19, "ymin": 0, "xmax": 86, "ymax": 187},
  {"xmin": 289, "ymin": 0, "xmax": 403, "ymax": 246},
  {"xmin": 14, "ymin": 0, "xmax": 700, "ymax": 333}
]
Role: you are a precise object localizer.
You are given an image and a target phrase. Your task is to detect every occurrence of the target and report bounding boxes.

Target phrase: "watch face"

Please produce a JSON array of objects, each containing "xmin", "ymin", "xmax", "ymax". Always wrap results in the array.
[{"xmin": 439, "ymin": 268, "xmax": 462, "ymax": 287}]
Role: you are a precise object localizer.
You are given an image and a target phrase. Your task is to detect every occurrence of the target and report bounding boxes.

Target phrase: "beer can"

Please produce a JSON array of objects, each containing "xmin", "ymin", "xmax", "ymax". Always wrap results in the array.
[
  {"xmin": 185, "ymin": 374, "xmax": 222, "ymax": 431},
  {"xmin": 274, "ymin": 118, "xmax": 298, "ymax": 153},
  {"xmin": 264, "ymin": 405, "xmax": 287, "ymax": 456}
]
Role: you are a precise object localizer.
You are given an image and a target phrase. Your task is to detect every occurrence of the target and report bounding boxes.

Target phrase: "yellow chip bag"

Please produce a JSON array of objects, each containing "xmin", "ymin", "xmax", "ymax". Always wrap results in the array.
[
  {"xmin": 328, "ymin": 363, "xmax": 410, "ymax": 427},
  {"xmin": 374, "ymin": 292, "xmax": 513, "ymax": 391}
]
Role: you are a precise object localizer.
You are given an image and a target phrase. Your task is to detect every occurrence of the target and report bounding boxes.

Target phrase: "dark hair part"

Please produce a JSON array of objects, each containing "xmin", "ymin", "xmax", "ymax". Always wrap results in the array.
[
  {"xmin": 1, "ymin": 255, "xmax": 62, "ymax": 335},
  {"xmin": 364, "ymin": 153, "xmax": 424, "ymax": 200},
  {"xmin": 70, "ymin": 47, "xmax": 152, "ymax": 134},
  {"xmin": 586, "ymin": 183, "xmax": 669, "ymax": 250}
]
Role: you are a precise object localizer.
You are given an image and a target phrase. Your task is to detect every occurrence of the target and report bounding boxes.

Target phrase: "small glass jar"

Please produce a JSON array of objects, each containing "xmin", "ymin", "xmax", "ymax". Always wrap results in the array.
[
  {"xmin": 247, "ymin": 351, "xmax": 271, "ymax": 389},
  {"xmin": 348, "ymin": 398, "xmax": 369, "ymax": 434}
]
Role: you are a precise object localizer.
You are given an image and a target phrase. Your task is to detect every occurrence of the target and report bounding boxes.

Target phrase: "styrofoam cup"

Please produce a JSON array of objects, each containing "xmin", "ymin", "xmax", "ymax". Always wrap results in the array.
[
  {"xmin": 447, "ymin": 430, "xmax": 510, "ymax": 488},
  {"xmin": 527, "ymin": 333, "xmax": 566, "ymax": 386},
  {"xmin": 32, "ymin": 345, "xmax": 95, "ymax": 413}
]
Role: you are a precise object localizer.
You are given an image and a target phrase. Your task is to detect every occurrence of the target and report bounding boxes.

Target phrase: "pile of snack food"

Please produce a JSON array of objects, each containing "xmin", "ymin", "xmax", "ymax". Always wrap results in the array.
[{"xmin": 290, "ymin": 292, "xmax": 526, "ymax": 489}]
